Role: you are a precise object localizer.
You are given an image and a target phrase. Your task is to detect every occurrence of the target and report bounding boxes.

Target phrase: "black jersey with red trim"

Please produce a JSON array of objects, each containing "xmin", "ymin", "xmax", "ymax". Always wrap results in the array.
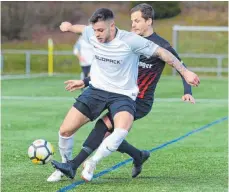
[{"xmin": 137, "ymin": 32, "xmax": 189, "ymax": 104}]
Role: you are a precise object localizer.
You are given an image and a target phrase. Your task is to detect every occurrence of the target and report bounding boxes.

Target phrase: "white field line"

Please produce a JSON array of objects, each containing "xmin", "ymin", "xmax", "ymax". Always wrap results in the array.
[
  {"xmin": 1, "ymin": 73, "xmax": 50, "ymax": 80},
  {"xmin": 1, "ymin": 73, "xmax": 228, "ymax": 81},
  {"xmin": 1, "ymin": 96, "xmax": 228, "ymax": 103},
  {"xmin": 1, "ymin": 73, "xmax": 77, "ymax": 80}
]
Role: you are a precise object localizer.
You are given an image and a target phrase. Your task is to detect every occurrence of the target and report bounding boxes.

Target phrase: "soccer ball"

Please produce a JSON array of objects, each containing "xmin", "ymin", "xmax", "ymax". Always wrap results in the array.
[{"xmin": 28, "ymin": 139, "xmax": 54, "ymax": 165}]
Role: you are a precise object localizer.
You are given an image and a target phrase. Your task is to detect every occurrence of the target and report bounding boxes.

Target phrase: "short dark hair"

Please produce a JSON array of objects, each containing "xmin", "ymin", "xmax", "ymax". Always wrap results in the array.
[
  {"xmin": 89, "ymin": 8, "xmax": 114, "ymax": 24},
  {"xmin": 131, "ymin": 3, "xmax": 155, "ymax": 21}
]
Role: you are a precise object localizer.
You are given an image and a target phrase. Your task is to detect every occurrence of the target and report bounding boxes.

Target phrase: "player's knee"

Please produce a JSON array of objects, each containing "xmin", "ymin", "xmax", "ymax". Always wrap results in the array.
[
  {"xmin": 102, "ymin": 115, "xmax": 113, "ymax": 130},
  {"xmin": 59, "ymin": 126, "xmax": 74, "ymax": 137},
  {"xmin": 113, "ymin": 111, "xmax": 134, "ymax": 130}
]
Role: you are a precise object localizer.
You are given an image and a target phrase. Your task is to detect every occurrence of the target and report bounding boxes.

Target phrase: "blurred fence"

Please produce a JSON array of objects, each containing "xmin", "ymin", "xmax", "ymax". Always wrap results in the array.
[
  {"xmin": 1, "ymin": 50, "xmax": 228, "ymax": 77},
  {"xmin": 172, "ymin": 25, "xmax": 228, "ymax": 77},
  {"xmin": 1, "ymin": 25, "xmax": 228, "ymax": 77},
  {"xmin": 0, "ymin": 50, "xmax": 74, "ymax": 75}
]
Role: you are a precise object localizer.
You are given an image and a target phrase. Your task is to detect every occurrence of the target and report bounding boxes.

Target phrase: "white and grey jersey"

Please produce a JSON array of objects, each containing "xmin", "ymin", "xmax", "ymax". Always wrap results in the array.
[{"xmin": 82, "ymin": 25, "xmax": 159, "ymax": 100}]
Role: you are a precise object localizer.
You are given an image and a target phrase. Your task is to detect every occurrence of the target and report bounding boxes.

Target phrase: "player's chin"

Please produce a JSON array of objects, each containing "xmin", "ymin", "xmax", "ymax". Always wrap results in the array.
[
  {"xmin": 97, "ymin": 38, "xmax": 104, "ymax": 43},
  {"xmin": 132, "ymin": 29, "xmax": 141, "ymax": 35}
]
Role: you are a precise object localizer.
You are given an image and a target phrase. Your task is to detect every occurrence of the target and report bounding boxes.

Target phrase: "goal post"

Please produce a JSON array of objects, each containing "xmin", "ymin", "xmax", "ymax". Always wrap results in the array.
[
  {"xmin": 48, "ymin": 38, "xmax": 54, "ymax": 76},
  {"xmin": 172, "ymin": 25, "xmax": 228, "ymax": 77}
]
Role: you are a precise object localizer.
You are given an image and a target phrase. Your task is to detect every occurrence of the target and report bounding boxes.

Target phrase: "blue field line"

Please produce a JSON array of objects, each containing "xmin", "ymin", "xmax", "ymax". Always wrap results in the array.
[{"xmin": 57, "ymin": 116, "xmax": 228, "ymax": 192}]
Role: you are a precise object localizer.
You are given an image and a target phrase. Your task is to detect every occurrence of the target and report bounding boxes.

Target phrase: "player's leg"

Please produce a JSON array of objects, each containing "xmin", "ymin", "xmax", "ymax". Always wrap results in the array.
[
  {"xmin": 80, "ymin": 67, "xmax": 85, "ymax": 92},
  {"xmin": 71, "ymin": 115, "xmax": 112, "ymax": 169},
  {"xmin": 50, "ymin": 114, "xmax": 112, "ymax": 179},
  {"xmin": 58, "ymin": 104, "xmax": 90, "ymax": 161},
  {"xmin": 118, "ymin": 140, "xmax": 150, "ymax": 178},
  {"xmin": 83, "ymin": 65, "xmax": 91, "ymax": 77},
  {"xmin": 117, "ymin": 99, "xmax": 152, "ymax": 177},
  {"xmin": 47, "ymin": 104, "xmax": 90, "ymax": 182},
  {"xmin": 80, "ymin": 110, "xmax": 149, "ymax": 178},
  {"xmin": 91, "ymin": 111, "xmax": 133, "ymax": 162},
  {"xmin": 80, "ymin": 66, "xmax": 85, "ymax": 80},
  {"xmin": 52, "ymin": 113, "xmax": 148, "ymax": 179},
  {"xmin": 52, "ymin": 98, "xmax": 151, "ymax": 179},
  {"xmin": 81, "ymin": 66, "xmax": 90, "ymax": 92},
  {"xmin": 81, "ymin": 96, "xmax": 135, "ymax": 181},
  {"xmin": 82, "ymin": 98, "xmax": 151, "ymax": 178},
  {"xmin": 49, "ymin": 87, "xmax": 108, "ymax": 181}
]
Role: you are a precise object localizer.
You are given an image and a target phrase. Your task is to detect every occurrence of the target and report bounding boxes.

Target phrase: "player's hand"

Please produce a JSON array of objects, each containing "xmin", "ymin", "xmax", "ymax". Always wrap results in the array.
[
  {"xmin": 183, "ymin": 70, "xmax": 200, "ymax": 87},
  {"xmin": 60, "ymin": 22, "xmax": 72, "ymax": 32},
  {"xmin": 64, "ymin": 80, "xmax": 85, "ymax": 92},
  {"xmin": 182, "ymin": 94, "xmax": 195, "ymax": 104}
]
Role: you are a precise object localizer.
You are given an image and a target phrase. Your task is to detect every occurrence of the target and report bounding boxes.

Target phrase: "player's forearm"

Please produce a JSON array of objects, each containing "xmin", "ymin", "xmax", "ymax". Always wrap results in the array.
[
  {"xmin": 69, "ymin": 25, "xmax": 86, "ymax": 34},
  {"xmin": 154, "ymin": 47, "xmax": 187, "ymax": 76},
  {"xmin": 177, "ymin": 63, "xmax": 192, "ymax": 95}
]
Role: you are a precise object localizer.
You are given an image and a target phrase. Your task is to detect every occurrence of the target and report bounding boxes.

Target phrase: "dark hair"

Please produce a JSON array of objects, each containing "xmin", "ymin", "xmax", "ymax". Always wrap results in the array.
[
  {"xmin": 131, "ymin": 3, "xmax": 155, "ymax": 21},
  {"xmin": 89, "ymin": 8, "xmax": 114, "ymax": 24}
]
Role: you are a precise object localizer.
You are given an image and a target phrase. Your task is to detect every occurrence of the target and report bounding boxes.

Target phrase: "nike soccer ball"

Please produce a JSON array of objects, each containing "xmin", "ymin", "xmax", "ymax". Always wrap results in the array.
[{"xmin": 28, "ymin": 139, "xmax": 54, "ymax": 165}]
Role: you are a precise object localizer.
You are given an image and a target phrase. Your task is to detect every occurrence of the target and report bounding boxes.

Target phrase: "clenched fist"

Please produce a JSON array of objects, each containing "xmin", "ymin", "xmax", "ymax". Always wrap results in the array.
[
  {"xmin": 60, "ymin": 22, "xmax": 72, "ymax": 32},
  {"xmin": 183, "ymin": 70, "xmax": 200, "ymax": 87}
]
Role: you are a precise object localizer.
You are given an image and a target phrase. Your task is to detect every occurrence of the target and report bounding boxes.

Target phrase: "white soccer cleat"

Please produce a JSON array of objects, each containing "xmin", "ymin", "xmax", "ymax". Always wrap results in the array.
[
  {"xmin": 47, "ymin": 170, "xmax": 64, "ymax": 182},
  {"xmin": 81, "ymin": 159, "xmax": 97, "ymax": 182}
]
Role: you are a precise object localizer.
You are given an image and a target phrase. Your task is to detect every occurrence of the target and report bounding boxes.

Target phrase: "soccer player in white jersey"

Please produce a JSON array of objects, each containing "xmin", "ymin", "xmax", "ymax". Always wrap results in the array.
[
  {"xmin": 73, "ymin": 36, "xmax": 93, "ymax": 79},
  {"xmin": 48, "ymin": 8, "xmax": 200, "ymax": 182}
]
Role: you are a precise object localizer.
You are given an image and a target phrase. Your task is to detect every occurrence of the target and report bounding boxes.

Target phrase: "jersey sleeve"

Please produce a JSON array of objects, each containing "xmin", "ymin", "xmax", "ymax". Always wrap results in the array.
[
  {"xmin": 122, "ymin": 32, "xmax": 159, "ymax": 58},
  {"xmin": 82, "ymin": 25, "xmax": 94, "ymax": 44}
]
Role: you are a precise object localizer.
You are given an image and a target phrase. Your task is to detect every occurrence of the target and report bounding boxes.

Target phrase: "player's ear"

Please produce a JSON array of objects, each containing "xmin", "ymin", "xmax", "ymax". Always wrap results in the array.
[
  {"xmin": 146, "ymin": 18, "xmax": 152, "ymax": 26},
  {"xmin": 110, "ymin": 21, "xmax": 115, "ymax": 28}
]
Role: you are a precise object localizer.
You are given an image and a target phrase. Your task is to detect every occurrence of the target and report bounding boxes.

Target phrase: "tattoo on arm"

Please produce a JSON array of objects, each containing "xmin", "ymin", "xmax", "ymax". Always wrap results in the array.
[{"xmin": 154, "ymin": 47, "xmax": 187, "ymax": 76}]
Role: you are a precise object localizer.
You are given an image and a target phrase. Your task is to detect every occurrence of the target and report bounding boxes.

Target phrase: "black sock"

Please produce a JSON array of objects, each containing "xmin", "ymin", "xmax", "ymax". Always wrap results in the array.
[
  {"xmin": 70, "ymin": 119, "xmax": 109, "ymax": 169},
  {"xmin": 70, "ymin": 148, "xmax": 90, "ymax": 170},
  {"xmin": 83, "ymin": 119, "xmax": 109, "ymax": 150},
  {"xmin": 117, "ymin": 140, "xmax": 142, "ymax": 165}
]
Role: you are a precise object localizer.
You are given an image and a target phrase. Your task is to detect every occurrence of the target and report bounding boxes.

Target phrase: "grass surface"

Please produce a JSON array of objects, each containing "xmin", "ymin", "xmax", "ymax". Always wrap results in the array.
[{"xmin": 1, "ymin": 75, "xmax": 228, "ymax": 192}]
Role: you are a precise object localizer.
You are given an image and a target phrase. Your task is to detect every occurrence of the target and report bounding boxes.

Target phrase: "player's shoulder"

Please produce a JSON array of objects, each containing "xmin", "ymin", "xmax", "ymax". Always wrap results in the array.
[
  {"xmin": 118, "ymin": 29, "xmax": 139, "ymax": 40},
  {"xmin": 117, "ymin": 29, "xmax": 147, "ymax": 49},
  {"xmin": 119, "ymin": 29, "xmax": 152, "ymax": 49},
  {"xmin": 149, "ymin": 33, "xmax": 171, "ymax": 48}
]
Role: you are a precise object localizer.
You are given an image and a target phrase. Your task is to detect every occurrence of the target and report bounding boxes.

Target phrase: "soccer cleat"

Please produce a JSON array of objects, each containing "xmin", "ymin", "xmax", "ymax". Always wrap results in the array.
[
  {"xmin": 51, "ymin": 160, "xmax": 76, "ymax": 179},
  {"xmin": 47, "ymin": 170, "xmax": 64, "ymax": 182},
  {"xmin": 132, "ymin": 150, "xmax": 150, "ymax": 178},
  {"xmin": 81, "ymin": 159, "xmax": 97, "ymax": 182}
]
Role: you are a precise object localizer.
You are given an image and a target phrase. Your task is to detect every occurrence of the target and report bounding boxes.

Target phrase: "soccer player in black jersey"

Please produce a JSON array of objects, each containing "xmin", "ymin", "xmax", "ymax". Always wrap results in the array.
[{"xmin": 51, "ymin": 3, "xmax": 197, "ymax": 181}]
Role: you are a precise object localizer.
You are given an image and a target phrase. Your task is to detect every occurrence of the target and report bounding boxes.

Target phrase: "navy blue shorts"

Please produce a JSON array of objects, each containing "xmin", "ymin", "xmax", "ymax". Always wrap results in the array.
[
  {"xmin": 73, "ymin": 85, "xmax": 136, "ymax": 121},
  {"xmin": 134, "ymin": 98, "xmax": 153, "ymax": 120},
  {"xmin": 106, "ymin": 97, "xmax": 153, "ymax": 127}
]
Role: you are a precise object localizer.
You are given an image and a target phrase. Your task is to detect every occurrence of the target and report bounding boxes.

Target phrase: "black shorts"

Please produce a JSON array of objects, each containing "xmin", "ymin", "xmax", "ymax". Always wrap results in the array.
[
  {"xmin": 106, "ymin": 97, "xmax": 153, "ymax": 127},
  {"xmin": 81, "ymin": 66, "xmax": 91, "ymax": 77},
  {"xmin": 134, "ymin": 98, "xmax": 153, "ymax": 120},
  {"xmin": 73, "ymin": 85, "xmax": 136, "ymax": 121}
]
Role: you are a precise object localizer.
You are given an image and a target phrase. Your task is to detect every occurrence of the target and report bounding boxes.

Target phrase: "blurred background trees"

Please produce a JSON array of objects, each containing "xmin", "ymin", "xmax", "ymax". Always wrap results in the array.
[
  {"xmin": 1, "ymin": 1, "xmax": 228, "ymax": 42},
  {"xmin": 131, "ymin": 1, "xmax": 181, "ymax": 19}
]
